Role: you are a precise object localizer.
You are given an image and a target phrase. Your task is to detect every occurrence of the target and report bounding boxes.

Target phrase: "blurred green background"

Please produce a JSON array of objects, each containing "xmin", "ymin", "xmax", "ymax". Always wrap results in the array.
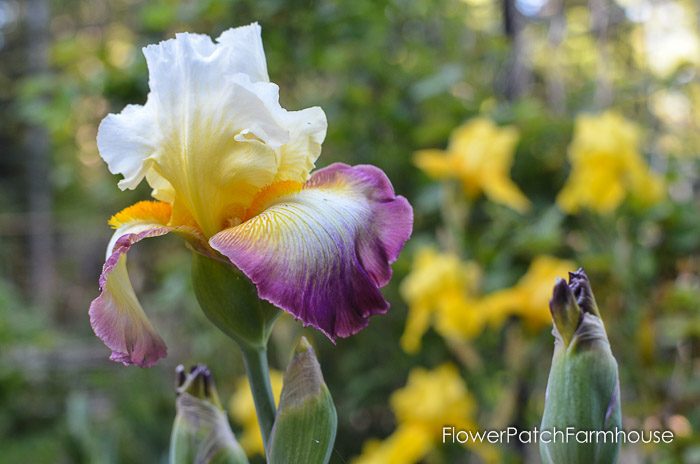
[{"xmin": 1, "ymin": 0, "xmax": 699, "ymax": 462}]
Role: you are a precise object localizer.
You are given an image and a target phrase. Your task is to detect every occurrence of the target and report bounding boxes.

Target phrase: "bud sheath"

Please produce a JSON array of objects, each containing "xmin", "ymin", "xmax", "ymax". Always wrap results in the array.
[
  {"xmin": 268, "ymin": 337, "xmax": 337, "ymax": 464},
  {"xmin": 191, "ymin": 252, "xmax": 279, "ymax": 349},
  {"xmin": 170, "ymin": 365, "xmax": 249, "ymax": 464},
  {"xmin": 540, "ymin": 269, "xmax": 622, "ymax": 464}
]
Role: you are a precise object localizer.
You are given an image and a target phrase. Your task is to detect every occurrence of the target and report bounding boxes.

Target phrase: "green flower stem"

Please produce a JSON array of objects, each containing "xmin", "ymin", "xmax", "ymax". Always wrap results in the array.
[
  {"xmin": 190, "ymin": 252, "xmax": 281, "ymax": 451},
  {"xmin": 241, "ymin": 346, "xmax": 277, "ymax": 452},
  {"xmin": 441, "ymin": 181, "xmax": 470, "ymax": 256}
]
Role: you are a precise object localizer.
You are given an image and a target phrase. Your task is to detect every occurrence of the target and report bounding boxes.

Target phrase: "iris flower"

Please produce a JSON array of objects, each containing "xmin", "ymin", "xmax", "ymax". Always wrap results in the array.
[
  {"xmin": 399, "ymin": 248, "xmax": 484, "ymax": 353},
  {"xmin": 483, "ymin": 255, "xmax": 575, "ymax": 330},
  {"xmin": 414, "ymin": 118, "xmax": 530, "ymax": 213},
  {"xmin": 557, "ymin": 111, "xmax": 665, "ymax": 214},
  {"xmin": 90, "ymin": 23, "xmax": 413, "ymax": 367},
  {"xmin": 353, "ymin": 364, "xmax": 481, "ymax": 464}
]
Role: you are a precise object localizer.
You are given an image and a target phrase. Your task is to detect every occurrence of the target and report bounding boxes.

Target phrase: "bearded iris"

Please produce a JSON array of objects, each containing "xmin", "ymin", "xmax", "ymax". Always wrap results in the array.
[{"xmin": 90, "ymin": 23, "xmax": 413, "ymax": 368}]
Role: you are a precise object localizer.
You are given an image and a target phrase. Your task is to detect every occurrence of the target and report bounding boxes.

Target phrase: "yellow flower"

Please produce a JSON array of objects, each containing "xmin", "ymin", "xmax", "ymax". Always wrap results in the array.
[
  {"xmin": 352, "ymin": 424, "xmax": 433, "ymax": 464},
  {"xmin": 414, "ymin": 117, "xmax": 531, "ymax": 213},
  {"xmin": 485, "ymin": 256, "xmax": 574, "ymax": 329},
  {"xmin": 352, "ymin": 364, "xmax": 477, "ymax": 464},
  {"xmin": 353, "ymin": 364, "xmax": 475, "ymax": 464},
  {"xmin": 391, "ymin": 364, "xmax": 476, "ymax": 432},
  {"xmin": 433, "ymin": 292, "xmax": 484, "ymax": 344},
  {"xmin": 557, "ymin": 111, "xmax": 665, "ymax": 214},
  {"xmin": 400, "ymin": 248, "xmax": 484, "ymax": 353},
  {"xmin": 229, "ymin": 370, "xmax": 284, "ymax": 456}
]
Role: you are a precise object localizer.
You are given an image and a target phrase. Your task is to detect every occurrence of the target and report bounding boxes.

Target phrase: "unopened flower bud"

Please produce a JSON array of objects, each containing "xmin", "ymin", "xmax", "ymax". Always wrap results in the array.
[
  {"xmin": 170, "ymin": 364, "xmax": 249, "ymax": 464},
  {"xmin": 549, "ymin": 277, "xmax": 582, "ymax": 347},
  {"xmin": 540, "ymin": 269, "xmax": 622, "ymax": 464},
  {"xmin": 267, "ymin": 337, "xmax": 337, "ymax": 464}
]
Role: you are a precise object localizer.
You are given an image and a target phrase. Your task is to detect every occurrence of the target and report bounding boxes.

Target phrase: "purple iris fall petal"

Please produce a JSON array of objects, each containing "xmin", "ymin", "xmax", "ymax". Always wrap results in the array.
[
  {"xmin": 89, "ymin": 226, "xmax": 171, "ymax": 367},
  {"xmin": 209, "ymin": 163, "xmax": 413, "ymax": 340}
]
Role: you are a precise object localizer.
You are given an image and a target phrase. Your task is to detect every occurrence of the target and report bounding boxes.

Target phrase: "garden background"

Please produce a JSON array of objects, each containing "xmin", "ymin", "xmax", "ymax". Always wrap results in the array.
[{"xmin": 0, "ymin": 0, "xmax": 698, "ymax": 462}]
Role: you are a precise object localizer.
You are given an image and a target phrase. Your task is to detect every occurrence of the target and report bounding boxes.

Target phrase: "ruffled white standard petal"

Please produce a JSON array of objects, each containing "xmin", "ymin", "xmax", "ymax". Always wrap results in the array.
[
  {"xmin": 216, "ymin": 22, "xmax": 269, "ymax": 82},
  {"xmin": 97, "ymin": 103, "xmax": 157, "ymax": 190},
  {"xmin": 97, "ymin": 24, "xmax": 328, "ymax": 237},
  {"xmin": 274, "ymin": 106, "xmax": 327, "ymax": 184}
]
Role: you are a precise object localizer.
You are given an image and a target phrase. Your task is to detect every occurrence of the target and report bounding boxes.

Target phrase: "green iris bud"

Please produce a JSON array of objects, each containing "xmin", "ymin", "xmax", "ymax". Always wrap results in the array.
[
  {"xmin": 170, "ymin": 364, "xmax": 249, "ymax": 464},
  {"xmin": 540, "ymin": 269, "xmax": 622, "ymax": 464},
  {"xmin": 268, "ymin": 337, "xmax": 337, "ymax": 464}
]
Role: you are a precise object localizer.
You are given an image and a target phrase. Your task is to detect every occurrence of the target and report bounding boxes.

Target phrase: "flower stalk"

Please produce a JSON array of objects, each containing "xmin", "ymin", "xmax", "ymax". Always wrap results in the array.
[
  {"xmin": 240, "ymin": 346, "xmax": 277, "ymax": 451},
  {"xmin": 191, "ymin": 252, "xmax": 280, "ymax": 452}
]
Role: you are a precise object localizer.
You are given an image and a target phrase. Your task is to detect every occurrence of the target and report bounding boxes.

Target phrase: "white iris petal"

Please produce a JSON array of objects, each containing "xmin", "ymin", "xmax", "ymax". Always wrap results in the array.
[{"xmin": 97, "ymin": 23, "xmax": 327, "ymax": 237}]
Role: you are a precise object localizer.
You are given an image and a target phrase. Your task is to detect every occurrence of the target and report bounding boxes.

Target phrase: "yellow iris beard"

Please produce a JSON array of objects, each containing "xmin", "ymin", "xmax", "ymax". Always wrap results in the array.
[
  {"xmin": 108, "ymin": 201, "xmax": 173, "ymax": 229},
  {"xmin": 243, "ymin": 180, "xmax": 304, "ymax": 222}
]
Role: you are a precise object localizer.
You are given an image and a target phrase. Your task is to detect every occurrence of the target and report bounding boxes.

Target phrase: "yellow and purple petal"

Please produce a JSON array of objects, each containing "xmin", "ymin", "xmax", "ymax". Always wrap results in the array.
[
  {"xmin": 89, "ymin": 204, "xmax": 173, "ymax": 367},
  {"xmin": 210, "ymin": 163, "xmax": 413, "ymax": 340}
]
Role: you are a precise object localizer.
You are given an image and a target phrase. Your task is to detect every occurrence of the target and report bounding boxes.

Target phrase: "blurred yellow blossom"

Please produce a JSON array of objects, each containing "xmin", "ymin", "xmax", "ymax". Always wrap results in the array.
[
  {"xmin": 557, "ymin": 111, "xmax": 665, "ymax": 214},
  {"xmin": 485, "ymin": 256, "xmax": 575, "ymax": 329},
  {"xmin": 414, "ymin": 117, "xmax": 531, "ymax": 213},
  {"xmin": 229, "ymin": 370, "xmax": 284, "ymax": 456},
  {"xmin": 353, "ymin": 364, "xmax": 478, "ymax": 464},
  {"xmin": 353, "ymin": 424, "xmax": 433, "ymax": 464},
  {"xmin": 400, "ymin": 248, "xmax": 484, "ymax": 353},
  {"xmin": 391, "ymin": 364, "xmax": 476, "ymax": 431}
]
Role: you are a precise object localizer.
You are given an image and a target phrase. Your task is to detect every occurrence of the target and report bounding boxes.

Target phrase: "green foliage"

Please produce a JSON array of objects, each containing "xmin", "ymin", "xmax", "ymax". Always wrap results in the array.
[{"xmin": 0, "ymin": 0, "xmax": 698, "ymax": 462}]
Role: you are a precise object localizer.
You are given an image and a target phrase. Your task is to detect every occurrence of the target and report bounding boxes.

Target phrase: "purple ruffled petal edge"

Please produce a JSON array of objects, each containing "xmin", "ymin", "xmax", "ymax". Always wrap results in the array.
[
  {"xmin": 89, "ymin": 227, "xmax": 170, "ymax": 367},
  {"xmin": 210, "ymin": 162, "xmax": 413, "ymax": 340}
]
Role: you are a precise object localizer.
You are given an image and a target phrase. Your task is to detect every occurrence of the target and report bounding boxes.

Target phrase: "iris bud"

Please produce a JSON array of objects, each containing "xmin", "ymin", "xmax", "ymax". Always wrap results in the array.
[
  {"xmin": 170, "ymin": 364, "xmax": 249, "ymax": 464},
  {"xmin": 268, "ymin": 337, "xmax": 337, "ymax": 464},
  {"xmin": 540, "ymin": 269, "xmax": 622, "ymax": 464}
]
